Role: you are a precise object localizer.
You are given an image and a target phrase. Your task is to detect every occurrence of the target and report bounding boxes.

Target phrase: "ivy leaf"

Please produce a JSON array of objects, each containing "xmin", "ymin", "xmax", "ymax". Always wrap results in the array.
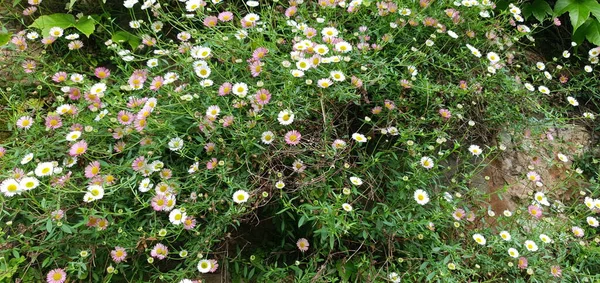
[
  {"xmin": 74, "ymin": 16, "xmax": 96, "ymax": 37},
  {"xmin": 585, "ymin": 19, "xmax": 600, "ymax": 45},
  {"xmin": 570, "ymin": 4, "xmax": 590, "ymax": 33},
  {"xmin": 29, "ymin": 13, "xmax": 76, "ymax": 37},
  {"xmin": 531, "ymin": 0, "xmax": 552, "ymax": 22},
  {"xmin": 554, "ymin": 0, "xmax": 572, "ymax": 15}
]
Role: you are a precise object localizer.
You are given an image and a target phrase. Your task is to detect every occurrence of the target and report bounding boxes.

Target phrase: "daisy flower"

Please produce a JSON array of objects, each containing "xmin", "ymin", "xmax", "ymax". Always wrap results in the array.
[
  {"xmin": 518, "ymin": 257, "xmax": 528, "ymax": 269},
  {"xmin": 528, "ymin": 205, "xmax": 543, "ymax": 219},
  {"xmin": 317, "ymin": 78, "xmax": 333, "ymax": 88},
  {"xmin": 46, "ymin": 268, "xmax": 67, "ymax": 283},
  {"xmin": 151, "ymin": 243, "xmax": 169, "ymax": 260},
  {"xmin": 526, "ymin": 171, "xmax": 540, "ymax": 182},
  {"xmin": 21, "ymin": 152, "xmax": 34, "ymax": 164},
  {"xmin": 524, "ymin": 240, "xmax": 538, "ymax": 251},
  {"xmin": 587, "ymin": 216, "xmax": 599, "ymax": 227},
  {"xmin": 342, "ymin": 203, "xmax": 353, "ymax": 211},
  {"xmin": 69, "ymin": 140, "xmax": 88, "ymax": 156},
  {"xmin": 284, "ymin": 130, "xmax": 301, "ymax": 145},
  {"xmin": 332, "ymin": 139, "xmax": 347, "ymax": 149},
  {"xmin": 539, "ymin": 234, "xmax": 553, "ymax": 243},
  {"xmin": 19, "ymin": 176, "xmax": 39, "ymax": 190},
  {"xmin": 420, "ymin": 156, "xmax": 434, "ymax": 169},
  {"xmin": 84, "ymin": 161, "xmax": 101, "ymax": 178},
  {"xmin": 197, "ymin": 259, "xmax": 212, "ymax": 273},
  {"xmin": 486, "ymin": 52, "xmax": 500, "ymax": 63},
  {"xmin": 499, "ymin": 231, "xmax": 511, "ymax": 241},
  {"xmin": 111, "ymin": 246, "xmax": 127, "ymax": 263},
  {"xmin": 472, "ymin": 233, "xmax": 486, "ymax": 245},
  {"xmin": 349, "ymin": 176, "xmax": 363, "ymax": 186},
  {"xmin": 572, "ymin": 226, "xmax": 584, "ymax": 238},
  {"xmin": 261, "ymin": 131, "xmax": 275, "ymax": 144},
  {"xmin": 232, "ymin": 82, "xmax": 248, "ymax": 98},
  {"xmin": 168, "ymin": 137, "xmax": 184, "ymax": 151},
  {"xmin": 169, "ymin": 209, "xmax": 187, "ymax": 225},
  {"xmin": 16, "ymin": 116, "xmax": 34, "ymax": 129},
  {"xmin": 34, "ymin": 162, "xmax": 54, "ymax": 177},
  {"xmin": 452, "ymin": 208, "xmax": 465, "ymax": 220},
  {"xmin": 277, "ymin": 110, "xmax": 294, "ymax": 125},
  {"xmin": 233, "ymin": 190, "xmax": 250, "ymax": 204},
  {"xmin": 330, "ymin": 71, "xmax": 346, "ymax": 82},
  {"xmin": 352, "ymin": 133, "xmax": 367, "ymax": 143},
  {"xmin": 508, "ymin": 248, "xmax": 519, "ymax": 258},
  {"xmin": 567, "ymin": 96, "xmax": 579, "ymax": 106},
  {"xmin": 414, "ymin": 189, "xmax": 430, "ymax": 205},
  {"xmin": 1, "ymin": 178, "xmax": 22, "ymax": 197},
  {"xmin": 296, "ymin": 238, "xmax": 309, "ymax": 252},
  {"xmin": 48, "ymin": 27, "xmax": 64, "ymax": 37},
  {"xmin": 551, "ymin": 265, "xmax": 562, "ymax": 278},
  {"xmin": 468, "ymin": 145, "xmax": 482, "ymax": 156}
]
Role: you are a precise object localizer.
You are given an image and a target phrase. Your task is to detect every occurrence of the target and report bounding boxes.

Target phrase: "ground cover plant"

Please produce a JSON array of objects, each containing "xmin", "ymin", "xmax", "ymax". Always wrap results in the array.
[{"xmin": 0, "ymin": 0, "xmax": 599, "ymax": 282}]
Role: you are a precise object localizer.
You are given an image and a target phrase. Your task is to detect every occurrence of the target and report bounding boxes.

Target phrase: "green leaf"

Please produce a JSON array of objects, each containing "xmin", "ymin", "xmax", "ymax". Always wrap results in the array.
[
  {"xmin": 61, "ymin": 224, "xmax": 73, "ymax": 234},
  {"xmin": 585, "ymin": 19, "xmax": 600, "ymax": 45},
  {"xmin": 570, "ymin": 4, "xmax": 591, "ymax": 33},
  {"xmin": 111, "ymin": 31, "xmax": 140, "ymax": 49},
  {"xmin": 12, "ymin": 0, "xmax": 21, "ymax": 7},
  {"xmin": 298, "ymin": 215, "xmax": 306, "ymax": 227},
  {"xmin": 29, "ymin": 13, "xmax": 76, "ymax": 37},
  {"xmin": 45, "ymin": 219, "xmax": 53, "ymax": 233},
  {"xmin": 583, "ymin": 0, "xmax": 600, "ymax": 19},
  {"xmin": 554, "ymin": 0, "xmax": 573, "ymax": 15},
  {"xmin": 531, "ymin": 0, "xmax": 553, "ymax": 22},
  {"xmin": 74, "ymin": 16, "xmax": 96, "ymax": 37},
  {"xmin": 0, "ymin": 32, "xmax": 11, "ymax": 46}
]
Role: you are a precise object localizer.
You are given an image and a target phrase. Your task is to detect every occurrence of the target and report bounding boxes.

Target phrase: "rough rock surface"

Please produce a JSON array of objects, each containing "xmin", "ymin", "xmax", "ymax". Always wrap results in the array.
[{"xmin": 477, "ymin": 124, "xmax": 592, "ymax": 213}]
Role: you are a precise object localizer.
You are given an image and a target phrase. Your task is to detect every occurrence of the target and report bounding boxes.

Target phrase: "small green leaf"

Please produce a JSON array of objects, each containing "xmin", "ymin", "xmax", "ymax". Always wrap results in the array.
[
  {"xmin": 111, "ymin": 31, "xmax": 140, "ymax": 49},
  {"xmin": 61, "ymin": 224, "xmax": 73, "ymax": 234},
  {"xmin": 298, "ymin": 215, "xmax": 306, "ymax": 227},
  {"xmin": 12, "ymin": 0, "xmax": 21, "ymax": 7},
  {"xmin": 46, "ymin": 219, "xmax": 53, "ymax": 233},
  {"xmin": 74, "ymin": 16, "xmax": 96, "ymax": 37},
  {"xmin": 0, "ymin": 32, "xmax": 12, "ymax": 46},
  {"xmin": 554, "ymin": 0, "xmax": 573, "ymax": 15}
]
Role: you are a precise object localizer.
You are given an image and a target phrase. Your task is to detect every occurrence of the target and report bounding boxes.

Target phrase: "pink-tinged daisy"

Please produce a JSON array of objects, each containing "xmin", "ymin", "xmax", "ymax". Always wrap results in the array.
[
  {"xmin": 131, "ymin": 156, "xmax": 147, "ymax": 172},
  {"xmin": 218, "ymin": 82, "xmax": 232, "ymax": 96},
  {"xmin": 249, "ymin": 61, "xmax": 262, "ymax": 77},
  {"xmin": 16, "ymin": 116, "xmax": 34, "ymax": 129},
  {"xmin": 285, "ymin": 6, "xmax": 297, "ymax": 17},
  {"xmin": 528, "ymin": 205, "xmax": 542, "ymax": 219},
  {"xmin": 252, "ymin": 47, "xmax": 268, "ymax": 60},
  {"xmin": 69, "ymin": 140, "xmax": 88, "ymax": 156},
  {"xmin": 254, "ymin": 89, "xmax": 271, "ymax": 105},
  {"xmin": 84, "ymin": 161, "xmax": 101, "ymax": 179},
  {"xmin": 183, "ymin": 216, "xmax": 197, "ymax": 230},
  {"xmin": 94, "ymin": 67, "xmax": 110, "ymax": 79},
  {"xmin": 134, "ymin": 118, "xmax": 147, "ymax": 132},
  {"xmin": 203, "ymin": 16, "xmax": 218, "ymax": 27},
  {"xmin": 22, "ymin": 60, "xmax": 36, "ymax": 73},
  {"xmin": 526, "ymin": 171, "xmax": 540, "ymax": 182},
  {"xmin": 551, "ymin": 265, "xmax": 562, "ymax": 278},
  {"xmin": 0, "ymin": 147, "xmax": 5, "ymax": 158},
  {"xmin": 151, "ymin": 243, "xmax": 168, "ymax": 260},
  {"xmin": 111, "ymin": 246, "xmax": 128, "ymax": 263},
  {"xmin": 296, "ymin": 238, "xmax": 309, "ymax": 252},
  {"xmin": 68, "ymin": 87, "xmax": 81, "ymax": 100},
  {"xmin": 518, "ymin": 257, "xmax": 528, "ymax": 269},
  {"xmin": 218, "ymin": 11, "xmax": 233, "ymax": 22},
  {"xmin": 572, "ymin": 226, "xmax": 584, "ymax": 238},
  {"xmin": 23, "ymin": 6, "xmax": 37, "ymax": 16},
  {"xmin": 284, "ymin": 130, "xmax": 302, "ymax": 145},
  {"xmin": 206, "ymin": 158, "xmax": 218, "ymax": 170},
  {"xmin": 52, "ymin": 71, "xmax": 68, "ymax": 83},
  {"xmin": 452, "ymin": 208, "xmax": 465, "ymax": 220},
  {"xmin": 209, "ymin": 259, "xmax": 219, "ymax": 272},
  {"xmin": 149, "ymin": 76, "xmax": 164, "ymax": 91},
  {"xmin": 151, "ymin": 194, "xmax": 167, "ymax": 211},
  {"xmin": 439, "ymin": 109, "xmax": 451, "ymax": 119},
  {"xmin": 117, "ymin": 110, "xmax": 134, "ymax": 125},
  {"xmin": 46, "ymin": 268, "xmax": 67, "ymax": 283},
  {"xmin": 45, "ymin": 114, "xmax": 62, "ymax": 130}
]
